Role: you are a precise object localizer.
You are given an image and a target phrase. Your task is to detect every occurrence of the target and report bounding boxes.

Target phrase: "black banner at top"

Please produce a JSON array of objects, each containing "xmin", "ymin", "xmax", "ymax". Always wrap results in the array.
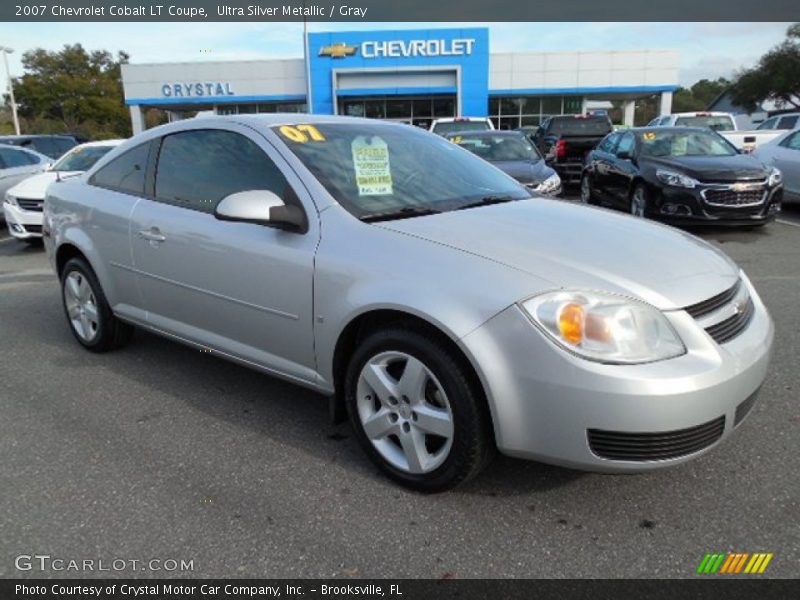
[{"xmin": 1, "ymin": 0, "xmax": 798, "ymax": 22}]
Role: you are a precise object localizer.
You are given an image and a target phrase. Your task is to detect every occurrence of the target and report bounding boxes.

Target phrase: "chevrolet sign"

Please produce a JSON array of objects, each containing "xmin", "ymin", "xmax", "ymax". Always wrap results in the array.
[
  {"xmin": 319, "ymin": 43, "xmax": 358, "ymax": 59},
  {"xmin": 318, "ymin": 38, "xmax": 476, "ymax": 60}
]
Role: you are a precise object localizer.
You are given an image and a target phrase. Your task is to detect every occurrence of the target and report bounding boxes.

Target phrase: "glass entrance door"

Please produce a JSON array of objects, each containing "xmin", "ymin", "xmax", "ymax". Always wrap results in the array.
[{"xmin": 338, "ymin": 95, "xmax": 456, "ymax": 129}]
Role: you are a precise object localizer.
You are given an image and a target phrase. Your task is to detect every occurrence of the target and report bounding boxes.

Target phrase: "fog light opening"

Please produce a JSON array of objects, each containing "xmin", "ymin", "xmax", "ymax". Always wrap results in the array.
[{"xmin": 661, "ymin": 203, "xmax": 692, "ymax": 216}]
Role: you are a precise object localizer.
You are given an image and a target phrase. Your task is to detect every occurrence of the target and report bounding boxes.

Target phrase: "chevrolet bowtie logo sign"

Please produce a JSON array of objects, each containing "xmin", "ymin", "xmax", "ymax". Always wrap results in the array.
[{"xmin": 319, "ymin": 43, "xmax": 358, "ymax": 58}]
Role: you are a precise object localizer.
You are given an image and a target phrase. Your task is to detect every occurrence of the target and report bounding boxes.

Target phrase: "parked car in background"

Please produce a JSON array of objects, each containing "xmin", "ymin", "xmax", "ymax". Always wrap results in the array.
[
  {"xmin": 647, "ymin": 112, "xmax": 785, "ymax": 153},
  {"xmin": 4, "ymin": 140, "xmax": 125, "ymax": 242},
  {"xmin": 753, "ymin": 129, "xmax": 800, "ymax": 204},
  {"xmin": 0, "ymin": 145, "xmax": 51, "ymax": 210},
  {"xmin": 581, "ymin": 127, "xmax": 783, "ymax": 226},
  {"xmin": 44, "ymin": 115, "xmax": 773, "ymax": 490},
  {"xmin": 754, "ymin": 112, "xmax": 800, "ymax": 132},
  {"xmin": 446, "ymin": 130, "xmax": 561, "ymax": 196},
  {"xmin": 530, "ymin": 114, "xmax": 613, "ymax": 185},
  {"xmin": 429, "ymin": 117, "xmax": 494, "ymax": 137},
  {"xmin": 0, "ymin": 135, "xmax": 78, "ymax": 159},
  {"xmin": 514, "ymin": 125, "xmax": 539, "ymax": 141}
]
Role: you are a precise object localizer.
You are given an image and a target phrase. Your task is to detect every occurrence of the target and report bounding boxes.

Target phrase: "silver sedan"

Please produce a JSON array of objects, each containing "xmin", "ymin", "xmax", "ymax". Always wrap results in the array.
[
  {"xmin": 43, "ymin": 115, "xmax": 773, "ymax": 491},
  {"xmin": 754, "ymin": 129, "xmax": 800, "ymax": 204}
]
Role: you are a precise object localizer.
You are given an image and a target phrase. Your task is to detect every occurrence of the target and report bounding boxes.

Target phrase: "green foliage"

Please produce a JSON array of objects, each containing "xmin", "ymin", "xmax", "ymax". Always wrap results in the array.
[
  {"xmin": 10, "ymin": 44, "xmax": 131, "ymax": 139},
  {"xmin": 730, "ymin": 23, "xmax": 800, "ymax": 112},
  {"xmin": 672, "ymin": 78, "xmax": 731, "ymax": 112}
]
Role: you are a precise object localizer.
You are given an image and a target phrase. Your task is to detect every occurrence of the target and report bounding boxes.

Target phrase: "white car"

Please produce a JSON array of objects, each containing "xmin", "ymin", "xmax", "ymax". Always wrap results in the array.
[
  {"xmin": 0, "ymin": 144, "xmax": 50, "ymax": 202},
  {"xmin": 430, "ymin": 117, "xmax": 494, "ymax": 137},
  {"xmin": 648, "ymin": 112, "xmax": 784, "ymax": 152},
  {"xmin": 3, "ymin": 139, "xmax": 124, "ymax": 242}
]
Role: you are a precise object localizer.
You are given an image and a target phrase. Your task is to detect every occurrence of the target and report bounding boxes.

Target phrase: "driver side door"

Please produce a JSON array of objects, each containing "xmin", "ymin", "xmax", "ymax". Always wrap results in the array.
[{"xmin": 129, "ymin": 124, "xmax": 320, "ymax": 386}]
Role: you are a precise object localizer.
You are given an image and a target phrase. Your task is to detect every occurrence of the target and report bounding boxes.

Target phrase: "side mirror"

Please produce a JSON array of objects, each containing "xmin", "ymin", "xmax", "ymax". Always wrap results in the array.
[
  {"xmin": 617, "ymin": 150, "xmax": 633, "ymax": 161},
  {"xmin": 214, "ymin": 190, "xmax": 306, "ymax": 232}
]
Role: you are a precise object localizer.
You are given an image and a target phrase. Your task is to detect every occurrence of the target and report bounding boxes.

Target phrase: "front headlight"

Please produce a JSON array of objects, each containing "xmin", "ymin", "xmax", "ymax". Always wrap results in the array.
[
  {"xmin": 520, "ymin": 290, "xmax": 685, "ymax": 364},
  {"xmin": 532, "ymin": 173, "xmax": 561, "ymax": 195},
  {"xmin": 768, "ymin": 167, "xmax": 782, "ymax": 187},
  {"xmin": 4, "ymin": 192, "xmax": 17, "ymax": 206},
  {"xmin": 656, "ymin": 169, "xmax": 699, "ymax": 189}
]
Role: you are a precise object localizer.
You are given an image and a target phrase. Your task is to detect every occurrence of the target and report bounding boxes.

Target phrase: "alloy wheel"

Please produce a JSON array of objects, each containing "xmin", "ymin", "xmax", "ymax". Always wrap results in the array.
[
  {"xmin": 356, "ymin": 351, "xmax": 454, "ymax": 474},
  {"xmin": 631, "ymin": 187, "xmax": 647, "ymax": 217},
  {"xmin": 64, "ymin": 271, "xmax": 100, "ymax": 342}
]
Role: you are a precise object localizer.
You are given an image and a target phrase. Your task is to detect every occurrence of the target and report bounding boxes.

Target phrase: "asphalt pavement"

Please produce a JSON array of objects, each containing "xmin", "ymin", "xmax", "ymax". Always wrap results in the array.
[{"xmin": 1, "ymin": 204, "xmax": 798, "ymax": 579}]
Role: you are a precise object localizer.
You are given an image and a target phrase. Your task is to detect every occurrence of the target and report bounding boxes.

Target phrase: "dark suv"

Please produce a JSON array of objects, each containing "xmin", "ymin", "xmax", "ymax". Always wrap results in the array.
[{"xmin": 0, "ymin": 135, "xmax": 78, "ymax": 159}]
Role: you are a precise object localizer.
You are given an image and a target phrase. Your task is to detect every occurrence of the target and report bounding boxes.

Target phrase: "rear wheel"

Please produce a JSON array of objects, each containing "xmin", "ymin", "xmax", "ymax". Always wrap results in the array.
[
  {"xmin": 60, "ymin": 257, "xmax": 133, "ymax": 352},
  {"xmin": 344, "ymin": 326, "xmax": 493, "ymax": 492}
]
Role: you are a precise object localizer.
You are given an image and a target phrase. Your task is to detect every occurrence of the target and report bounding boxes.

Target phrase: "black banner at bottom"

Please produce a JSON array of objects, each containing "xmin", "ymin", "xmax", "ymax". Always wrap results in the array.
[{"xmin": 3, "ymin": 579, "xmax": 799, "ymax": 600}]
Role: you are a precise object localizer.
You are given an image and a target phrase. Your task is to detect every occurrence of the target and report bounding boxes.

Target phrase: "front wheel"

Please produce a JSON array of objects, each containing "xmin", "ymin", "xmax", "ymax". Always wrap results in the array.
[
  {"xmin": 60, "ymin": 257, "xmax": 133, "ymax": 352},
  {"xmin": 630, "ymin": 184, "xmax": 649, "ymax": 218},
  {"xmin": 344, "ymin": 326, "xmax": 494, "ymax": 492},
  {"xmin": 580, "ymin": 173, "xmax": 595, "ymax": 205}
]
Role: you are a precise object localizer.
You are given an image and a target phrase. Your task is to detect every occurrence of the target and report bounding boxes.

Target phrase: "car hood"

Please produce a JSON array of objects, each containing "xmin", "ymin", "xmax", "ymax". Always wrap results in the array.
[
  {"xmin": 7, "ymin": 171, "xmax": 80, "ymax": 198},
  {"xmin": 378, "ymin": 198, "xmax": 739, "ymax": 310},
  {"xmin": 645, "ymin": 155, "xmax": 770, "ymax": 182},
  {"xmin": 491, "ymin": 159, "xmax": 553, "ymax": 184}
]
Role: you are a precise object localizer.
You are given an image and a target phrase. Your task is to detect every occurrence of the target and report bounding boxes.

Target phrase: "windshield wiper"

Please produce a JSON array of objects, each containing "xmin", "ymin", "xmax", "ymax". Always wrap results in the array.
[
  {"xmin": 360, "ymin": 206, "xmax": 441, "ymax": 223},
  {"xmin": 455, "ymin": 195, "xmax": 519, "ymax": 211}
]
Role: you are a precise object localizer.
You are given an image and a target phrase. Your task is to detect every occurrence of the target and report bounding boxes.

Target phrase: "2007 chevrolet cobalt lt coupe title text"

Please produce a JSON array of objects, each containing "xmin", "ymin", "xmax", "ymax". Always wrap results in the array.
[{"xmin": 43, "ymin": 115, "xmax": 773, "ymax": 491}]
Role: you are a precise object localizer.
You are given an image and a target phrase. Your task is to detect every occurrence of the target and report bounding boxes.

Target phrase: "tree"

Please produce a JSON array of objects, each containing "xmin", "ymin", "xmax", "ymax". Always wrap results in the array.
[
  {"xmin": 730, "ymin": 23, "xmax": 800, "ymax": 112},
  {"xmin": 672, "ymin": 78, "xmax": 731, "ymax": 113},
  {"xmin": 10, "ymin": 44, "xmax": 131, "ymax": 139}
]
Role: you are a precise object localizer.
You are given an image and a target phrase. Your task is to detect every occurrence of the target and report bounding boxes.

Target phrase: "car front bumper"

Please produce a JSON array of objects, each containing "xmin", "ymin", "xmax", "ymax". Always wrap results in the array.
[
  {"xmin": 3, "ymin": 202, "xmax": 44, "ymax": 239},
  {"xmin": 460, "ymin": 275, "xmax": 773, "ymax": 472},
  {"xmin": 650, "ymin": 182, "xmax": 782, "ymax": 225}
]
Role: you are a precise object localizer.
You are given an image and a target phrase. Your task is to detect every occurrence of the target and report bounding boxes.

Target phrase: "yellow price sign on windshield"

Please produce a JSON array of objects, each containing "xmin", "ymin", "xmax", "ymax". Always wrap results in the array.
[
  {"xmin": 643, "ymin": 132, "xmax": 657, "ymax": 141},
  {"xmin": 278, "ymin": 124, "xmax": 326, "ymax": 143}
]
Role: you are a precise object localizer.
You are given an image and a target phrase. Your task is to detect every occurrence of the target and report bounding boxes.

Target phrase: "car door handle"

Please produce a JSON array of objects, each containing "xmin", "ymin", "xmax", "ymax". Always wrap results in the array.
[{"xmin": 138, "ymin": 228, "xmax": 166, "ymax": 242}]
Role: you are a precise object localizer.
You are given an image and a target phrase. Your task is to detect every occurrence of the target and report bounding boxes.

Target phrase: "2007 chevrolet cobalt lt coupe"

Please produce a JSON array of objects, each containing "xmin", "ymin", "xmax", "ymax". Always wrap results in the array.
[{"xmin": 43, "ymin": 115, "xmax": 773, "ymax": 491}]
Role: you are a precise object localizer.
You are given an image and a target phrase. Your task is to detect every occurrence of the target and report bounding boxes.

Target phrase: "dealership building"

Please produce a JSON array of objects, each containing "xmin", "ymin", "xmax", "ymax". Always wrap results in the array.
[{"xmin": 121, "ymin": 27, "xmax": 679, "ymax": 134}]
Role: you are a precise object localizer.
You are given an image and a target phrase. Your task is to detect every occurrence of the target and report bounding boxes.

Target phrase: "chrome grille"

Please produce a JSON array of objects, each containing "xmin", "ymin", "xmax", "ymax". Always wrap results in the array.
[
  {"xmin": 705, "ymin": 298, "xmax": 754, "ymax": 344},
  {"xmin": 701, "ymin": 181, "xmax": 767, "ymax": 208},
  {"xmin": 16, "ymin": 197, "xmax": 44, "ymax": 212},
  {"xmin": 684, "ymin": 280, "xmax": 741, "ymax": 319}
]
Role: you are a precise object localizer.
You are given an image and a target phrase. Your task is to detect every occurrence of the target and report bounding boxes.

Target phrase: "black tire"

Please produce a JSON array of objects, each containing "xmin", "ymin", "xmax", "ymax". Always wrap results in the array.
[
  {"xmin": 344, "ymin": 325, "xmax": 494, "ymax": 492},
  {"xmin": 60, "ymin": 257, "xmax": 134, "ymax": 352},
  {"xmin": 580, "ymin": 173, "xmax": 596, "ymax": 205},
  {"xmin": 630, "ymin": 183, "xmax": 650, "ymax": 218}
]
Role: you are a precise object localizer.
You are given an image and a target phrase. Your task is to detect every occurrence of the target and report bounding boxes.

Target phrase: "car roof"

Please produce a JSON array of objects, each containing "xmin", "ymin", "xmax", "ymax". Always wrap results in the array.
[
  {"xmin": 445, "ymin": 130, "xmax": 523, "ymax": 138},
  {"xmin": 73, "ymin": 139, "xmax": 126, "ymax": 149},
  {"xmin": 432, "ymin": 117, "xmax": 490, "ymax": 123},
  {"xmin": 0, "ymin": 134, "xmax": 76, "ymax": 140},
  {"xmin": 627, "ymin": 126, "xmax": 714, "ymax": 134},
  {"xmin": 670, "ymin": 112, "xmax": 732, "ymax": 117}
]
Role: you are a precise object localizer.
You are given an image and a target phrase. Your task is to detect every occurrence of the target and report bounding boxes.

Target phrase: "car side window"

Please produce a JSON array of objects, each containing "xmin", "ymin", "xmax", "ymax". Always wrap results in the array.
[
  {"xmin": 615, "ymin": 132, "xmax": 635, "ymax": 157},
  {"xmin": 780, "ymin": 132, "xmax": 800, "ymax": 151},
  {"xmin": 777, "ymin": 115, "xmax": 798, "ymax": 130},
  {"xmin": 756, "ymin": 117, "xmax": 777, "ymax": 130},
  {"xmin": 0, "ymin": 147, "xmax": 34, "ymax": 168},
  {"xmin": 154, "ymin": 129, "xmax": 289, "ymax": 214},
  {"xmin": 90, "ymin": 142, "xmax": 150, "ymax": 196}
]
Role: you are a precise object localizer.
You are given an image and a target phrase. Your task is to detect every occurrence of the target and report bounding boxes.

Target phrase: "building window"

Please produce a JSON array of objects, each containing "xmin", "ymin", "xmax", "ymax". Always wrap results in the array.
[
  {"xmin": 488, "ymin": 95, "xmax": 584, "ymax": 129},
  {"xmin": 336, "ymin": 95, "xmax": 456, "ymax": 129},
  {"xmin": 214, "ymin": 102, "xmax": 307, "ymax": 116}
]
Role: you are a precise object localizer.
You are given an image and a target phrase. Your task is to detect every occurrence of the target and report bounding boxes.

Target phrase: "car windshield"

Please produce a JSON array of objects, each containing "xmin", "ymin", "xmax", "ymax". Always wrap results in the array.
[
  {"xmin": 274, "ymin": 122, "xmax": 530, "ymax": 219},
  {"xmin": 639, "ymin": 130, "xmax": 738, "ymax": 157},
  {"xmin": 431, "ymin": 121, "xmax": 491, "ymax": 136},
  {"xmin": 674, "ymin": 115, "xmax": 734, "ymax": 131},
  {"xmin": 52, "ymin": 145, "xmax": 115, "ymax": 172},
  {"xmin": 450, "ymin": 134, "xmax": 542, "ymax": 162}
]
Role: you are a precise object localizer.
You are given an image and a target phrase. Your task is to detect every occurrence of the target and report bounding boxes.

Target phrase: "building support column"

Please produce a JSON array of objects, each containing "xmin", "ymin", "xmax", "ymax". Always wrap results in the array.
[
  {"xmin": 659, "ymin": 91, "xmax": 673, "ymax": 116},
  {"xmin": 129, "ymin": 105, "xmax": 146, "ymax": 135},
  {"xmin": 622, "ymin": 100, "xmax": 636, "ymax": 127}
]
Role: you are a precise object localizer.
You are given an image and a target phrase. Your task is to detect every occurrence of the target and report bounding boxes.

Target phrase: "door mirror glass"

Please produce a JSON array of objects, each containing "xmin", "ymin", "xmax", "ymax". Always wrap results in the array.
[
  {"xmin": 617, "ymin": 149, "xmax": 633, "ymax": 160},
  {"xmin": 214, "ymin": 190, "xmax": 305, "ymax": 231}
]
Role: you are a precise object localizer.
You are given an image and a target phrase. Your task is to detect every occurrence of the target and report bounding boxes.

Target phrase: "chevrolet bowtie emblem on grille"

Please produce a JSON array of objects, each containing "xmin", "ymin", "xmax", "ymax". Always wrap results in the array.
[
  {"xmin": 731, "ymin": 182, "xmax": 753, "ymax": 192},
  {"xmin": 318, "ymin": 43, "xmax": 358, "ymax": 58},
  {"xmin": 733, "ymin": 300, "xmax": 745, "ymax": 314}
]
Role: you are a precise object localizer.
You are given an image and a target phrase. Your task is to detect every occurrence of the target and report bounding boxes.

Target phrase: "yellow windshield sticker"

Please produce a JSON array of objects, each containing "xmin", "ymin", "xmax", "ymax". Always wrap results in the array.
[
  {"xmin": 351, "ymin": 136, "xmax": 393, "ymax": 196},
  {"xmin": 452, "ymin": 135, "xmax": 462, "ymax": 144},
  {"xmin": 278, "ymin": 124, "xmax": 326, "ymax": 143},
  {"xmin": 643, "ymin": 132, "xmax": 657, "ymax": 141}
]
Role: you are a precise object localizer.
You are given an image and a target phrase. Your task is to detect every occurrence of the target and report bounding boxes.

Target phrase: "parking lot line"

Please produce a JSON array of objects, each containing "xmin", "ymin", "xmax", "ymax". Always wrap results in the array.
[{"xmin": 777, "ymin": 218, "xmax": 800, "ymax": 228}]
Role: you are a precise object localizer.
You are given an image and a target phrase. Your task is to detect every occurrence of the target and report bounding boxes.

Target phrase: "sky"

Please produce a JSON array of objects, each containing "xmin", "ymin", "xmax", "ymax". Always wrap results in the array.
[{"xmin": 0, "ymin": 22, "xmax": 793, "ymax": 87}]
